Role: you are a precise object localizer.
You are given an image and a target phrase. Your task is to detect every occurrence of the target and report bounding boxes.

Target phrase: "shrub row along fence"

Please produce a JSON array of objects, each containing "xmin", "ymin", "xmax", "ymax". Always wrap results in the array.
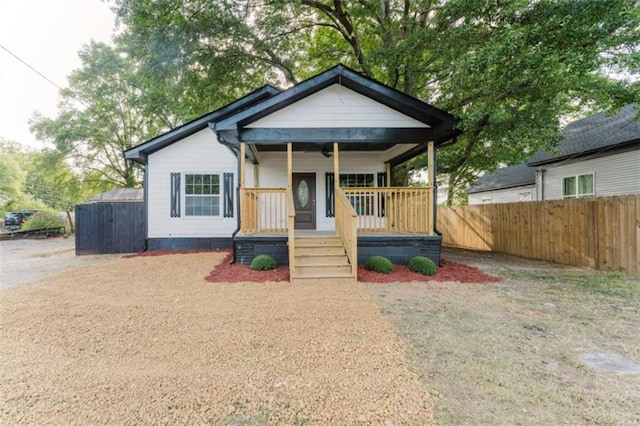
[{"xmin": 438, "ymin": 195, "xmax": 640, "ymax": 274}]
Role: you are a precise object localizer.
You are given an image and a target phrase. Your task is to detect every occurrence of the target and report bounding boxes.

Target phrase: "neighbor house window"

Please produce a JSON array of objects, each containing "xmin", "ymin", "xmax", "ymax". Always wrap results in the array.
[
  {"xmin": 340, "ymin": 173, "xmax": 374, "ymax": 215},
  {"xmin": 562, "ymin": 173, "xmax": 594, "ymax": 199},
  {"xmin": 481, "ymin": 197, "xmax": 492, "ymax": 204},
  {"xmin": 185, "ymin": 174, "xmax": 220, "ymax": 216}
]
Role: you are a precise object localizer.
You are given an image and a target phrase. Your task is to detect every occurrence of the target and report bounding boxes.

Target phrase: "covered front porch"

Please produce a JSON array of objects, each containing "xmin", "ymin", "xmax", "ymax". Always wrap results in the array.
[
  {"xmin": 211, "ymin": 64, "xmax": 460, "ymax": 283},
  {"xmin": 235, "ymin": 141, "xmax": 440, "ymax": 283}
]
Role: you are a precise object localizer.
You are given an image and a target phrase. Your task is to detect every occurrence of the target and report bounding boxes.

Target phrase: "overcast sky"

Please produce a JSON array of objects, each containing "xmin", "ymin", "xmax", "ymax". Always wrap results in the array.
[{"xmin": 0, "ymin": 0, "xmax": 115, "ymax": 149}]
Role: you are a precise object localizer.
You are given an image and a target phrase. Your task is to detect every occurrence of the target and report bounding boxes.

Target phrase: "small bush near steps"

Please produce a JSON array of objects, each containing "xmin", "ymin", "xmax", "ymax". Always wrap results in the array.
[
  {"xmin": 364, "ymin": 256, "xmax": 394, "ymax": 274},
  {"xmin": 408, "ymin": 256, "xmax": 437, "ymax": 275},
  {"xmin": 250, "ymin": 254, "xmax": 277, "ymax": 271}
]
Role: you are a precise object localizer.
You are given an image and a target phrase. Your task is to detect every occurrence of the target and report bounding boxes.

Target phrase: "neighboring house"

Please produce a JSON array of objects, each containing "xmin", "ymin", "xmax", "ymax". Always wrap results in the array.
[
  {"xmin": 467, "ymin": 164, "xmax": 537, "ymax": 205},
  {"xmin": 124, "ymin": 64, "xmax": 461, "ymax": 283},
  {"xmin": 467, "ymin": 104, "xmax": 640, "ymax": 205}
]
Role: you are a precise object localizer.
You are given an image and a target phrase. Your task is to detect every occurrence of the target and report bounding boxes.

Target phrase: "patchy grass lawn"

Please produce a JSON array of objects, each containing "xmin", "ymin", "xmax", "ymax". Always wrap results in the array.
[{"xmin": 367, "ymin": 255, "xmax": 640, "ymax": 425}]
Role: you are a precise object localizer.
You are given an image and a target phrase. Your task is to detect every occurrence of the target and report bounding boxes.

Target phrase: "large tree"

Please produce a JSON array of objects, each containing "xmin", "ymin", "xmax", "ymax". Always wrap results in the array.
[
  {"xmin": 30, "ymin": 41, "xmax": 169, "ymax": 189},
  {"xmin": 109, "ymin": 0, "xmax": 639, "ymax": 202}
]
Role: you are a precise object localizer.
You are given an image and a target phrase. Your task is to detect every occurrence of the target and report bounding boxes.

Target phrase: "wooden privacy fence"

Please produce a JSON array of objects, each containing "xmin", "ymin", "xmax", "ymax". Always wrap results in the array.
[
  {"xmin": 75, "ymin": 202, "xmax": 145, "ymax": 255},
  {"xmin": 438, "ymin": 195, "xmax": 640, "ymax": 274}
]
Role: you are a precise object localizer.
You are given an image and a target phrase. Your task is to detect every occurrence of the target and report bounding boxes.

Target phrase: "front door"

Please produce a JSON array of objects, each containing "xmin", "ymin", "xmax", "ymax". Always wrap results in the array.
[{"xmin": 293, "ymin": 173, "xmax": 316, "ymax": 229}]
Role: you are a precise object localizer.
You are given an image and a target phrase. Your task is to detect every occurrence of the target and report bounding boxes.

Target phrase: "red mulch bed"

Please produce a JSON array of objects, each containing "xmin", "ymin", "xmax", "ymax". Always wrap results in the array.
[
  {"xmin": 204, "ymin": 251, "xmax": 291, "ymax": 283},
  {"xmin": 123, "ymin": 249, "xmax": 499, "ymax": 283},
  {"xmin": 358, "ymin": 259, "xmax": 500, "ymax": 284}
]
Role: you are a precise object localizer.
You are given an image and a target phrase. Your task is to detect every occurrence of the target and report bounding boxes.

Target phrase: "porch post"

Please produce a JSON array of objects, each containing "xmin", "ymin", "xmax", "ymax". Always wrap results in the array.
[
  {"xmin": 427, "ymin": 141, "xmax": 435, "ymax": 235},
  {"xmin": 287, "ymin": 143, "xmax": 292, "ymax": 189},
  {"xmin": 333, "ymin": 142, "xmax": 340, "ymax": 191},
  {"xmin": 385, "ymin": 163, "xmax": 391, "ymax": 187}
]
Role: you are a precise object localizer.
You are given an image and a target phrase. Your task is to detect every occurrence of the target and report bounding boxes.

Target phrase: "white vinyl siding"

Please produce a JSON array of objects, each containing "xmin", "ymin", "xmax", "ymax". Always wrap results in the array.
[
  {"xmin": 257, "ymin": 151, "xmax": 385, "ymax": 231},
  {"xmin": 542, "ymin": 149, "xmax": 640, "ymax": 200},
  {"xmin": 147, "ymin": 129, "xmax": 241, "ymax": 238},
  {"xmin": 247, "ymin": 84, "xmax": 429, "ymax": 129},
  {"xmin": 468, "ymin": 184, "xmax": 537, "ymax": 205}
]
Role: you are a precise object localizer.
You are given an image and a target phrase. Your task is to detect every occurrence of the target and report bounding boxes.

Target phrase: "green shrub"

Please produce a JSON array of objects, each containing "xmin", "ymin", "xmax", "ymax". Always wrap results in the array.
[
  {"xmin": 364, "ymin": 255, "xmax": 394, "ymax": 274},
  {"xmin": 251, "ymin": 254, "xmax": 277, "ymax": 271},
  {"xmin": 21, "ymin": 211, "xmax": 65, "ymax": 232},
  {"xmin": 408, "ymin": 256, "xmax": 437, "ymax": 275}
]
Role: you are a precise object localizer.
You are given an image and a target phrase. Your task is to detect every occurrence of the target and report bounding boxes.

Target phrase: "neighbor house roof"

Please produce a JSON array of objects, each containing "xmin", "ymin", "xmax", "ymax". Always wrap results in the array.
[
  {"xmin": 123, "ymin": 85, "xmax": 280, "ymax": 164},
  {"xmin": 86, "ymin": 188, "xmax": 144, "ymax": 203},
  {"xmin": 466, "ymin": 164, "xmax": 536, "ymax": 194},
  {"xmin": 528, "ymin": 104, "xmax": 640, "ymax": 166}
]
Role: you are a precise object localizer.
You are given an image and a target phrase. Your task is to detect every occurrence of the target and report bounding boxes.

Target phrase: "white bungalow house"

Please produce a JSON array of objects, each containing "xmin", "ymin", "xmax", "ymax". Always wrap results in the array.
[
  {"xmin": 124, "ymin": 65, "xmax": 460, "ymax": 283},
  {"xmin": 467, "ymin": 104, "xmax": 640, "ymax": 205}
]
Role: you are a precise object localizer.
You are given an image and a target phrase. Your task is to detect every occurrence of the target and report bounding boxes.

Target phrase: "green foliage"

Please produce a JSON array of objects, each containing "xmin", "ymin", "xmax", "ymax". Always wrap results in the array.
[
  {"xmin": 250, "ymin": 254, "xmax": 277, "ymax": 271},
  {"xmin": 30, "ymin": 41, "xmax": 165, "ymax": 189},
  {"xmin": 408, "ymin": 256, "xmax": 438, "ymax": 276},
  {"xmin": 21, "ymin": 211, "xmax": 65, "ymax": 232},
  {"xmin": 34, "ymin": 0, "xmax": 640, "ymax": 204},
  {"xmin": 0, "ymin": 151, "xmax": 25, "ymax": 205},
  {"xmin": 365, "ymin": 256, "xmax": 394, "ymax": 274}
]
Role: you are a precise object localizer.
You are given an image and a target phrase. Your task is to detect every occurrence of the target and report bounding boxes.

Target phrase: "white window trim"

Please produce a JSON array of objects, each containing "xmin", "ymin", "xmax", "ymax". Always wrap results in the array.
[
  {"xmin": 562, "ymin": 172, "xmax": 595, "ymax": 199},
  {"xmin": 184, "ymin": 172, "xmax": 222, "ymax": 217},
  {"xmin": 518, "ymin": 191, "xmax": 532, "ymax": 202}
]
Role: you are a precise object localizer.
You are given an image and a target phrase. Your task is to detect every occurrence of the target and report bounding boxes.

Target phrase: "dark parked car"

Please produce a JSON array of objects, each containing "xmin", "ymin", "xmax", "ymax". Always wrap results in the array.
[{"xmin": 3, "ymin": 211, "xmax": 37, "ymax": 231}]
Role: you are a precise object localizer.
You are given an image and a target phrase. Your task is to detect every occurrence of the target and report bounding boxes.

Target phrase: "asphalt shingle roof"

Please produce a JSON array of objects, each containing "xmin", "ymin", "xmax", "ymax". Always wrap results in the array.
[
  {"xmin": 467, "ymin": 104, "xmax": 640, "ymax": 193},
  {"xmin": 466, "ymin": 163, "xmax": 536, "ymax": 194},
  {"xmin": 528, "ymin": 104, "xmax": 640, "ymax": 165}
]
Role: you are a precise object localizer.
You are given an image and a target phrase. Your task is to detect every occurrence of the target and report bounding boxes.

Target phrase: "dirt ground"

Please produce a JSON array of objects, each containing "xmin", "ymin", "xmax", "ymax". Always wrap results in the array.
[
  {"xmin": 367, "ymin": 247, "xmax": 640, "ymax": 425},
  {"xmin": 1, "ymin": 251, "xmax": 434, "ymax": 425},
  {"xmin": 1, "ymin": 242, "xmax": 638, "ymax": 424}
]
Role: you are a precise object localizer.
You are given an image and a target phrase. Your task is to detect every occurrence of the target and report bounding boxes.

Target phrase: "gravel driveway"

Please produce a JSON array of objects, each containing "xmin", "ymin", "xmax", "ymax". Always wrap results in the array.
[
  {"xmin": 0, "ymin": 237, "xmax": 119, "ymax": 289},
  {"xmin": 1, "ymin": 252, "xmax": 434, "ymax": 424}
]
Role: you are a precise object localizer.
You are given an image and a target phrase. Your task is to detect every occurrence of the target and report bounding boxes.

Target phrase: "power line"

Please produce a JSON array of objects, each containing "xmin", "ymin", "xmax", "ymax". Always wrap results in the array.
[{"xmin": 0, "ymin": 44, "xmax": 66, "ymax": 92}]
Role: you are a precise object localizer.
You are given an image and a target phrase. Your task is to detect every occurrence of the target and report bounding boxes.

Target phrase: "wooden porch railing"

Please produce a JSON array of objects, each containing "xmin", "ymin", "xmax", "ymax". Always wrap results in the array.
[
  {"xmin": 286, "ymin": 188, "xmax": 296, "ymax": 275},
  {"xmin": 240, "ymin": 187, "xmax": 287, "ymax": 233},
  {"xmin": 335, "ymin": 188, "xmax": 358, "ymax": 279},
  {"xmin": 342, "ymin": 186, "xmax": 434, "ymax": 234}
]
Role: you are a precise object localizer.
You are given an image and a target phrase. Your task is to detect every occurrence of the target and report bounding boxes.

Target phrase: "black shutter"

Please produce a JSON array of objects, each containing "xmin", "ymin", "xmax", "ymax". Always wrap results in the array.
[
  {"xmin": 326, "ymin": 172, "xmax": 335, "ymax": 217},
  {"xmin": 170, "ymin": 173, "xmax": 181, "ymax": 217},
  {"xmin": 223, "ymin": 172, "xmax": 234, "ymax": 218},
  {"xmin": 377, "ymin": 172, "xmax": 387, "ymax": 217}
]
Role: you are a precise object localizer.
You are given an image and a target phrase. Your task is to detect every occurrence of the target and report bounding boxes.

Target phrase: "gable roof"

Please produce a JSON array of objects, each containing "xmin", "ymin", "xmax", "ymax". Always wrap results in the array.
[
  {"xmin": 466, "ymin": 164, "xmax": 536, "ymax": 194},
  {"xmin": 123, "ymin": 85, "xmax": 280, "ymax": 164},
  {"xmin": 213, "ymin": 64, "xmax": 461, "ymax": 146},
  {"xmin": 528, "ymin": 104, "xmax": 640, "ymax": 166}
]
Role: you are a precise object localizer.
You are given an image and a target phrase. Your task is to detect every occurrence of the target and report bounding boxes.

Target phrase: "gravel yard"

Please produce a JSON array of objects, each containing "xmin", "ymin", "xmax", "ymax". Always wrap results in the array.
[{"xmin": 1, "ymin": 252, "xmax": 434, "ymax": 424}]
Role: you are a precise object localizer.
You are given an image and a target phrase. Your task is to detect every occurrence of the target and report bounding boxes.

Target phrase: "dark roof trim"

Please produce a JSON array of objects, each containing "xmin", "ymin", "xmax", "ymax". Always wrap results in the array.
[
  {"xmin": 387, "ymin": 130, "xmax": 463, "ymax": 167},
  {"xmin": 227, "ymin": 127, "xmax": 439, "ymax": 144},
  {"xmin": 213, "ymin": 64, "xmax": 460, "ymax": 145},
  {"xmin": 123, "ymin": 85, "xmax": 280, "ymax": 164},
  {"xmin": 466, "ymin": 182, "xmax": 536, "ymax": 194},
  {"xmin": 528, "ymin": 138, "xmax": 640, "ymax": 166}
]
